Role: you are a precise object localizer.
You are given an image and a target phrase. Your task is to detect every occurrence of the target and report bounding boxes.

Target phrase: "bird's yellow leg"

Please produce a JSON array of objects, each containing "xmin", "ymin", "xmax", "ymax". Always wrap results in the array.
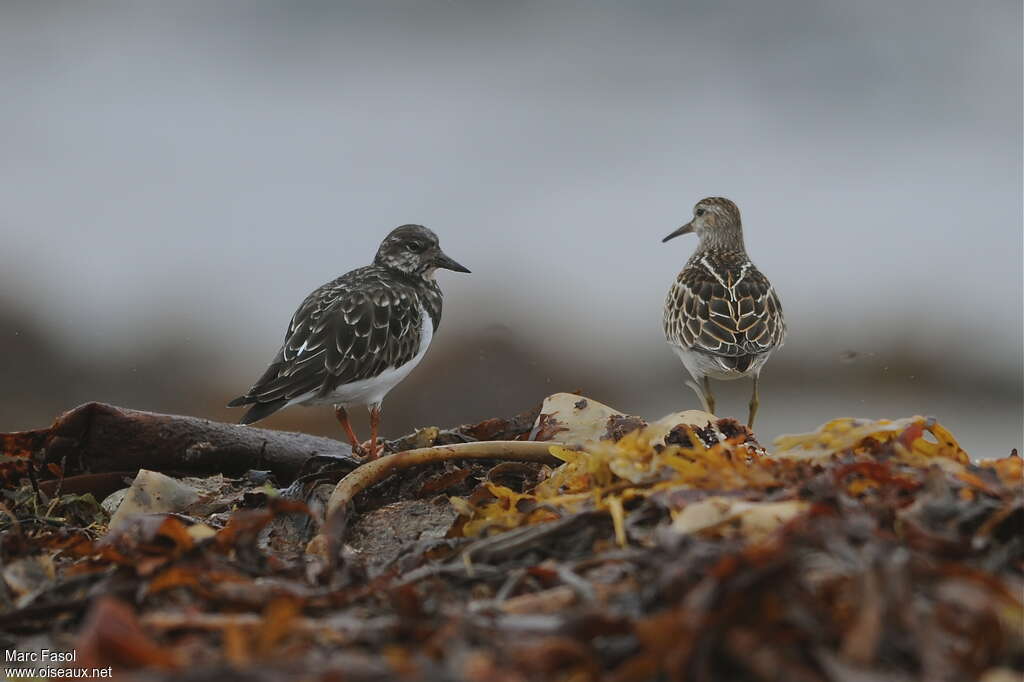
[
  {"xmin": 703, "ymin": 376, "xmax": 716, "ymax": 415},
  {"xmin": 747, "ymin": 375, "xmax": 759, "ymax": 429}
]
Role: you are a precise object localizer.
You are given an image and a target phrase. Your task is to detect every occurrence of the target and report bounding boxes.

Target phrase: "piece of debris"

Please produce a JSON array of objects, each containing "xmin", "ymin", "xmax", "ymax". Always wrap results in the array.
[
  {"xmin": 107, "ymin": 470, "xmax": 202, "ymax": 530},
  {"xmin": 0, "ymin": 395, "xmax": 1019, "ymax": 682}
]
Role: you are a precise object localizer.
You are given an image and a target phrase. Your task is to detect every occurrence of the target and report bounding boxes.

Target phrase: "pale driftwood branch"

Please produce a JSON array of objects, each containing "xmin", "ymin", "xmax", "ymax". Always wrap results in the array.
[
  {"xmin": 311, "ymin": 440, "xmax": 564, "ymax": 564},
  {"xmin": 324, "ymin": 441, "xmax": 561, "ymax": 518}
]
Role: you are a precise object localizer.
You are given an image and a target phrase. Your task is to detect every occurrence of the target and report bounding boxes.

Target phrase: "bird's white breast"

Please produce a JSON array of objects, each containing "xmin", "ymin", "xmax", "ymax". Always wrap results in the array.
[
  {"xmin": 671, "ymin": 344, "xmax": 770, "ymax": 381},
  {"xmin": 297, "ymin": 306, "xmax": 434, "ymax": 409}
]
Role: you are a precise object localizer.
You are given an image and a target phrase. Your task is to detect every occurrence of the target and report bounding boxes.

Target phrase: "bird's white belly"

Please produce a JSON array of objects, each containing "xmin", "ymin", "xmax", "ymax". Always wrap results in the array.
[
  {"xmin": 295, "ymin": 307, "xmax": 433, "ymax": 409},
  {"xmin": 671, "ymin": 344, "xmax": 769, "ymax": 381}
]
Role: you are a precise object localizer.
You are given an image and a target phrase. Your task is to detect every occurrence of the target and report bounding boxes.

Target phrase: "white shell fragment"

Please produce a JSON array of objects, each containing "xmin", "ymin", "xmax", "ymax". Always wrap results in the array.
[
  {"xmin": 645, "ymin": 409, "xmax": 719, "ymax": 448},
  {"xmin": 529, "ymin": 393, "xmax": 630, "ymax": 445},
  {"xmin": 100, "ymin": 488, "xmax": 129, "ymax": 516},
  {"xmin": 106, "ymin": 469, "xmax": 201, "ymax": 530},
  {"xmin": 672, "ymin": 497, "xmax": 810, "ymax": 541},
  {"xmin": 529, "ymin": 392, "xmax": 719, "ymax": 448},
  {"xmin": 2, "ymin": 555, "xmax": 56, "ymax": 609}
]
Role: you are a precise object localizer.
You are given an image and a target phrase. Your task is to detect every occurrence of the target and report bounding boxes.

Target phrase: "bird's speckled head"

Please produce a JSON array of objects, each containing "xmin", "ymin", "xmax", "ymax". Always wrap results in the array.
[
  {"xmin": 375, "ymin": 224, "xmax": 471, "ymax": 278},
  {"xmin": 662, "ymin": 197, "xmax": 745, "ymax": 251}
]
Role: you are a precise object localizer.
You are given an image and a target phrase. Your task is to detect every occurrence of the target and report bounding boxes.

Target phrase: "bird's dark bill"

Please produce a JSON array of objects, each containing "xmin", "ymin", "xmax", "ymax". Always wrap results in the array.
[
  {"xmin": 662, "ymin": 222, "xmax": 695, "ymax": 242},
  {"xmin": 435, "ymin": 252, "xmax": 471, "ymax": 273}
]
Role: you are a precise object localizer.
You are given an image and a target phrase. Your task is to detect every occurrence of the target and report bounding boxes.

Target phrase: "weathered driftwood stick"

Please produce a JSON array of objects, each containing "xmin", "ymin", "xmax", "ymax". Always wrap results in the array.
[
  {"xmin": 313, "ymin": 440, "xmax": 562, "ymax": 562},
  {"xmin": 0, "ymin": 402, "xmax": 360, "ymax": 482}
]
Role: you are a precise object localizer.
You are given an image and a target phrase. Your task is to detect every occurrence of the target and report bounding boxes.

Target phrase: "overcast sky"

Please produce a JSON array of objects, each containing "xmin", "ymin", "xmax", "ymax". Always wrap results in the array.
[{"xmin": 1, "ymin": 1, "xmax": 1021, "ymax": 447}]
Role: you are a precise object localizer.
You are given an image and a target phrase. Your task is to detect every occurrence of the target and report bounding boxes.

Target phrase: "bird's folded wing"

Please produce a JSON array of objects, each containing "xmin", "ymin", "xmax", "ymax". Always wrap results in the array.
[
  {"xmin": 666, "ymin": 263, "xmax": 785, "ymax": 358},
  {"xmin": 239, "ymin": 281, "xmax": 423, "ymax": 404}
]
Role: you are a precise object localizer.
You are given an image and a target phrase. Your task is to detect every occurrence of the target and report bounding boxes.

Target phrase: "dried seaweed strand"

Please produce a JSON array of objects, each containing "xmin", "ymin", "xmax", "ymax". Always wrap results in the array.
[{"xmin": 313, "ymin": 441, "xmax": 564, "ymax": 559}]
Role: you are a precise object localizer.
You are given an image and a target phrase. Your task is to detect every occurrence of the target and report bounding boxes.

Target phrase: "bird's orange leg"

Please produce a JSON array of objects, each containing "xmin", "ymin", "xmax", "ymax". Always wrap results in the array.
[
  {"xmin": 366, "ymin": 404, "xmax": 382, "ymax": 460},
  {"xmin": 334, "ymin": 405, "xmax": 363, "ymax": 454}
]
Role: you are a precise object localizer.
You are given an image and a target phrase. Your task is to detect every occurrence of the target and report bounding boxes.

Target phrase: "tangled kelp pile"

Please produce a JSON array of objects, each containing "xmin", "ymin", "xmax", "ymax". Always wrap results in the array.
[
  {"xmin": 450, "ymin": 410, "xmax": 986, "ymax": 542},
  {"xmin": 0, "ymin": 396, "xmax": 1021, "ymax": 681}
]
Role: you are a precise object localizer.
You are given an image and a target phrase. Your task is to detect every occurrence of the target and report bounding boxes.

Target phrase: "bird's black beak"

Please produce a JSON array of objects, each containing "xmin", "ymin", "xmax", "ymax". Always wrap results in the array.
[
  {"xmin": 662, "ymin": 221, "xmax": 695, "ymax": 243},
  {"xmin": 434, "ymin": 251, "xmax": 471, "ymax": 273}
]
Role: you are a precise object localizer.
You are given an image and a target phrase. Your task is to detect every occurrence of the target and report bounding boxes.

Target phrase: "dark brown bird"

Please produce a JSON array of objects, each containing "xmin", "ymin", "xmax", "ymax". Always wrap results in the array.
[
  {"xmin": 228, "ymin": 225, "xmax": 469, "ymax": 458},
  {"xmin": 662, "ymin": 198, "xmax": 785, "ymax": 428}
]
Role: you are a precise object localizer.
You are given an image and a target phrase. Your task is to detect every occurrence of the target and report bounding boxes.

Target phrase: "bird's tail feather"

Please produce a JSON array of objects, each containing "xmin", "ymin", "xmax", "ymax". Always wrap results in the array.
[{"xmin": 236, "ymin": 398, "xmax": 288, "ymax": 425}]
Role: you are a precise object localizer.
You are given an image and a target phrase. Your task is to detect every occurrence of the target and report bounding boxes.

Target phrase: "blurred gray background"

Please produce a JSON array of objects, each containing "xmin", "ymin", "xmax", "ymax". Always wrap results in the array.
[{"xmin": 1, "ymin": 1, "xmax": 1021, "ymax": 456}]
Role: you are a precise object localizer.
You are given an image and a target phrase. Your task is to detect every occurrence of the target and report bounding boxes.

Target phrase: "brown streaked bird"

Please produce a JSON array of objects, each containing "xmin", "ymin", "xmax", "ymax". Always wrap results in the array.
[
  {"xmin": 662, "ymin": 197, "xmax": 785, "ymax": 428},
  {"xmin": 228, "ymin": 225, "xmax": 470, "ymax": 459}
]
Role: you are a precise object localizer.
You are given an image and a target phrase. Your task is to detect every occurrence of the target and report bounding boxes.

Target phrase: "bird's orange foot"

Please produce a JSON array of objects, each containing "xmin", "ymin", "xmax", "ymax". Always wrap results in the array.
[{"xmin": 358, "ymin": 439, "xmax": 382, "ymax": 460}]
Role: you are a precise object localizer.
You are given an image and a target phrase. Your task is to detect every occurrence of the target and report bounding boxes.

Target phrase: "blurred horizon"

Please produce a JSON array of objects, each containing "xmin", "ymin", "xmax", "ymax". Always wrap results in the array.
[{"xmin": 1, "ymin": 1, "xmax": 1021, "ymax": 455}]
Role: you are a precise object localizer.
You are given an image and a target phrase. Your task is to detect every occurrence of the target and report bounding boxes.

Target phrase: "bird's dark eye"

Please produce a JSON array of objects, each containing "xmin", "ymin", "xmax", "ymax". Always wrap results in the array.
[
  {"xmin": 695, "ymin": 208, "xmax": 706, "ymax": 217},
  {"xmin": 406, "ymin": 241, "xmax": 423, "ymax": 253}
]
